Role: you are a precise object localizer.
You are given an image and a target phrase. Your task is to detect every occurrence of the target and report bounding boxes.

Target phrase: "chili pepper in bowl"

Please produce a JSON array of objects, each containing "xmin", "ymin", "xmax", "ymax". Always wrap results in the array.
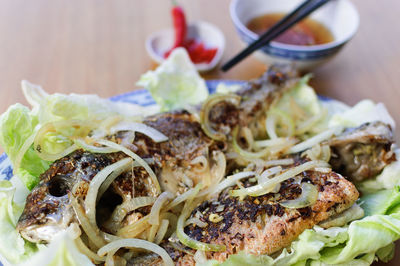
[{"xmin": 164, "ymin": 2, "xmax": 219, "ymax": 65}]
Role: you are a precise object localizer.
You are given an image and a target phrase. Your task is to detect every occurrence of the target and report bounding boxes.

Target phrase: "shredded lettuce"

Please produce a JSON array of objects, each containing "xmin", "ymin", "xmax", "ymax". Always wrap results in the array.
[
  {"xmin": 137, "ymin": 48, "xmax": 209, "ymax": 111},
  {"xmin": 0, "ymin": 181, "xmax": 38, "ymax": 264},
  {"xmin": 0, "ymin": 82, "xmax": 155, "ymax": 190},
  {"xmin": 275, "ymin": 75, "xmax": 322, "ymax": 118},
  {"xmin": 329, "ymin": 99, "xmax": 395, "ymax": 129},
  {"xmin": 19, "ymin": 226, "xmax": 94, "ymax": 266},
  {"xmin": 0, "ymin": 104, "xmax": 50, "ymax": 189}
]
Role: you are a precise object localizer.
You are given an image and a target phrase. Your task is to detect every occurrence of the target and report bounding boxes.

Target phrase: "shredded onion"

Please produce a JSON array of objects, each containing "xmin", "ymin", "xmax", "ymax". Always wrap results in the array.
[
  {"xmin": 154, "ymin": 219, "xmax": 170, "ymax": 244},
  {"xmin": 149, "ymin": 192, "xmax": 173, "ymax": 225},
  {"xmin": 262, "ymin": 158, "xmax": 295, "ymax": 168},
  {"xmin": 160, "ymin": 212, "xmax": 178, "ymax": 237},
  {"xmin": 36, "ymin": 143, "xmax": 79, "ymax": 162},
  {"xmin": 230, "ymin": 161, "xmax": 329, "ymax": 198},
  {"xmin": 210, "ymin": 151, "xmax": 226, "ymax": 185},
  {"xmin": 70, "ymin": 195, "xmax": 107, "ymax": 249},
  {"xmin": 110, "ymin": 121, "xmax": 168, "ymax": 143},
  {"xmin": 266, "ymin": 113, "xmax": 278, "ymax": 139},
  {"xmin": 117, "ymin": 215, "xmax": 150, "ymax": 238},
  {"xmin": 186, "ymin": 217, "xmax": 207, "ymax": 228},
  {"xmin": 109, "ymin": 197, "xmax": 156, "ymax": 225},
  {"xmin": 280, "ymin": 182, "xmax": 319, "ymax": 208},
  {"xmin": 296, "ymin": 108, "xmax": 327, "ymax": 135},
  {"xmin": 254, "ymin": 137, "xmax": 289, "ymax": 149},
  {"xmin": 74, "ymin": 138, "xmax": 118, "ymax": 153},
  {"xmin": 75, "ymin": 237, "xmax": 106, "ymax": 262},
  {"xmin": 85, "ymin": 158, "xmax": 133, "ymax": 227},
  {"xmin": 194, "ymin": 250, "xmax": 207, "ymax": 265},
  {"xmin": 232, "ymin": 127, "xmax": 269, "ymax": 159},
  {"xmin": 288, "ymin": 127, "xmax": 343, "ymax": 154},
  {"xmin": 96, "ymin": 139, "xmax": 161, "ymax": 194},
  {"xmin": 191, "ymin": 155, "xmax": 209, "ymax": 173},
  {"xmin": 241, "ymin": 127, "xmax": 254, "ymax": 149},
  {"xmin": 165, "ymin": 183, "xmax": 203, "ymax": 211},
  {"xmin": 258, "ymin": 166, "xmax": 282, "ymax": 183},
  {"xmin": 97, "ymin": 238, "xmax": 174, "ymax": 266},
  {"xmin": 198, "ymin": 171, "xmax": 255, "ymax": 198},
  {"xmin": 272, "ymin": 109, "xmax": 295, "ymax": 137},
  {"xmin": 200, "ymin": 94, "xmax": 241, "ymax": 141}
]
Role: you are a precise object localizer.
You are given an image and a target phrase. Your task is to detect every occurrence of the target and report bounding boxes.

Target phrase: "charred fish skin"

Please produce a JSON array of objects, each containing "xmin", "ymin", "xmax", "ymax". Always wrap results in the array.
[
  {"xmin": 130, "ymin": 166, "xmax": 359, "ymax": 265},
  {"xmin": 17, "ymin": 151, "xmax": 113, "ymax": 243},
  {"xmin": 209, "ymin": 65, "xmax": 299, "ymax": 139},
  {"xmin": 16, "ymin": 65, "xmax": 301, "ymax": 244},
  {"xmin": 329, "ymin": 121, "xmax": 396, "ymax": 182}
]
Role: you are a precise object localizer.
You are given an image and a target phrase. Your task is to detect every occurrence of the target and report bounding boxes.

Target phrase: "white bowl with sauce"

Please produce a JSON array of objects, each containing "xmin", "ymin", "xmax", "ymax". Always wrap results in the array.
[
  {"xmin": 145, "ymin": 21, "xmax": 225, "ymax": 72},
  {"xmin": 230, "ymin": 0, "xmax": 359, "ymax": 71}
]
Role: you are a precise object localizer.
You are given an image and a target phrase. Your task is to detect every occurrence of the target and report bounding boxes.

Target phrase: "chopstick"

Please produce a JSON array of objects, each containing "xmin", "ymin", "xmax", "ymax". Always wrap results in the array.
[{"xmin": 221, "ymin": 0, "xmax": 332, "ymax": 72}]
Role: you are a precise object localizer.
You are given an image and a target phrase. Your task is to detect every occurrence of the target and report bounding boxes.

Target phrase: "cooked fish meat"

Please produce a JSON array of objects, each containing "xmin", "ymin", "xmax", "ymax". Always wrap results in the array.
[
  {"xmin": 17, "ymin": 65, "xmax": 299, "ymax": 243},
  {"xmin": 329, "ymin": 121, "xmax": 396, "ymax": 182},
  {"xmin": 130, "ymin": 163, "xmax": 359, "ymax": 265}
]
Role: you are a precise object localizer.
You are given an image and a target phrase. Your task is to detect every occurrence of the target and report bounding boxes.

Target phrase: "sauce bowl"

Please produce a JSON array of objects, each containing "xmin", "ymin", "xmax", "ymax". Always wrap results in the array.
[
  {"xmin": 145, "ymin": 21, "xmax": 225, "ymax": 72},
  {"xmin": 230, "ymin": 0, "xmax": 359, "ymax": 70}
]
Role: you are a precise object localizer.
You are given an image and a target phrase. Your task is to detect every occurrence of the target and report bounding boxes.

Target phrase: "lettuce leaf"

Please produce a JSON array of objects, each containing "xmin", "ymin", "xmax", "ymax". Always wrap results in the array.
[
  {"xmin": 0, "ymin": 82, "xmax": 156, "ymax": 190},
  {"xmin": 19, "ymin": 226, "xmax": 94, "ymax": 266},
  {"xmin": 0, "ymin": 180, "xmax": 38, "ymax": 264},
  {"xmin": 137, "ymin": 48, "xmax": 209, "ymax": 111},
  {"xmin": 329, "ymin": 99, "xmax": 395, "ymax": 129},
  {"xmin": 0, "ymin": 104, "xmax": 50, "ymax": 189}
]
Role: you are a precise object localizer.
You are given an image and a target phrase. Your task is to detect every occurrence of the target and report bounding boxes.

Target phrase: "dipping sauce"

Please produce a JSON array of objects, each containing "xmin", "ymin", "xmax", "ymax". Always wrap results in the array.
[{"xmin": 246, "ymin": 13, "xmax": 334, "ymax": 46}]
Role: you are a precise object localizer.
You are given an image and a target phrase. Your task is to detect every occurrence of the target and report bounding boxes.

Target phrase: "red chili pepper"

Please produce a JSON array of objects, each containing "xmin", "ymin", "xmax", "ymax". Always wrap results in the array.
[
  {"xmin": 164, "ymin": 2, "xmax": 218, "ymax": 64},
  {"xmin": 171, "ymin": 5, "xmax": 187, "ymax": 48}
]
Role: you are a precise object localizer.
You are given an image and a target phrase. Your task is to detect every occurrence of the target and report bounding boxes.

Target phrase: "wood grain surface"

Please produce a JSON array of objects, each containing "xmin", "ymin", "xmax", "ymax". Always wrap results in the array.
[{"xmin": 0, "ymin": 0, "xmax": 399, "ymax": 265}]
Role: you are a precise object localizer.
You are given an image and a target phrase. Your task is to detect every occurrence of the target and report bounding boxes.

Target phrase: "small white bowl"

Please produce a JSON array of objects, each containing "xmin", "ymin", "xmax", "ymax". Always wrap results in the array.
[
  {"xmin": 230, "ymin": 0, "xmax": 359, "ymax": 71},
  {"xmin": 145, "ymin": 21, "xmax": 225, "ymax": 72}
]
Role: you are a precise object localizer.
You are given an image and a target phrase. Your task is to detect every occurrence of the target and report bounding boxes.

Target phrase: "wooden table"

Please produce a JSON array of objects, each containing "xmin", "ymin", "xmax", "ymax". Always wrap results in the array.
[{"xmin": 0, "ymin": 0, "xmax": 399, "ymax": 265}]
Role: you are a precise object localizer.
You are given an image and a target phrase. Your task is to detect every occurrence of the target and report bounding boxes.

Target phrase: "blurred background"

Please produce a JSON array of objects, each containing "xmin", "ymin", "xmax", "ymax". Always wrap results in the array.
[{"xmin": 0, "ymin": 0, "xmax": 399, "ymax": 265}]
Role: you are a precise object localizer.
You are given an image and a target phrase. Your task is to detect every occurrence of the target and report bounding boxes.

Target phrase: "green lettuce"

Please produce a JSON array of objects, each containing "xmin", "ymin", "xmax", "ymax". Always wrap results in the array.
[
  {"xmin": 20, "ymin": 226, "xmax": 94, "ymax": 266},
  {"xmin": 0, "ymin": 104, "xmax": 50, "ymax": 189},
  {"xmin": 0, "ymin": 180, "xmax": 38, "ymax": 264},
  {"xmin": 137, "ymin": 48, "xmax": 209, "ymax": 111},
  {"xmin": 328, "ymin": 99, "xmax": 395, "ymax": 129},
  {"xmin": 0, "ymin": 81, "xmax": 156, "ymax": 190},
  {"xmin": 274, "ymin": 75, "xmax": 322, "ymax": 117}
]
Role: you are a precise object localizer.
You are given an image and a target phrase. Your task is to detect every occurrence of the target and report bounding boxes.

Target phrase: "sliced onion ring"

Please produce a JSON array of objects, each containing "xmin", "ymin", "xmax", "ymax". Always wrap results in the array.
[
  {"xmin": 97, "ymin": 238, "xmax": 174, "ymax": 266},
  {"xmin": 230, "ymin": 160, "xmax": 329, "ymax": 198},
  {"xmin": 110, "ymin": 121, "xmax": 168, "ymax": 143},
  {"xmin": 200, "ymin": 93, "xmax": 241, "ymax": 141},
  {"xmin": 74, "ymin": 138, "xmax": 118, "ymax": 154},
  {"xmin": 280, "ymin": 182, "xmax": 319, "ymax": 208},
  {"xmin": 96, "ymin": 139, "xmax": 161, "ymax": 195},
  {"xmin": 85, "ymin": 158, "xmax": 133, "ymax": 226},
  {"xmin": 232, "ymin": 127, "xmax": 269, "ymax": 159},
  {"xmin": 149, "ymin": 192, "xmax": 173, "ymax": 225}
]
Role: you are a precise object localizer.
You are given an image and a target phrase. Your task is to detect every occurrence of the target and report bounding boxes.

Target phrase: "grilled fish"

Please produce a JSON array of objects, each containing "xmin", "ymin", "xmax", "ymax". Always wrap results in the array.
[
  {"xmin": 130, "ymin": 163, "xmax": 359, "ymax": 265},
  {"xmin": 329, "ymin": 121, "xmax": 396, "ymax": 182},
  {"xmin": 17, "ymin": 65, "xmax": 299, "ymax": 243}
]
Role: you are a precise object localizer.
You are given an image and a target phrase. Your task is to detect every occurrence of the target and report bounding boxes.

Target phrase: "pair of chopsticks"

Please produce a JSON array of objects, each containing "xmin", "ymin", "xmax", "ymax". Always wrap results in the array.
[{"xmin": 222, "ymin": 0, "xmax": 332, "ymax": 72}]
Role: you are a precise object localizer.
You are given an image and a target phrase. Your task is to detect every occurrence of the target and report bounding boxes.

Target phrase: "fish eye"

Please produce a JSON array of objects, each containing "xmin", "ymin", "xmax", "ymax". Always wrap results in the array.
[{"xmin": 48, "ymin": 175, "xmax": 70, "ymax": 197}]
